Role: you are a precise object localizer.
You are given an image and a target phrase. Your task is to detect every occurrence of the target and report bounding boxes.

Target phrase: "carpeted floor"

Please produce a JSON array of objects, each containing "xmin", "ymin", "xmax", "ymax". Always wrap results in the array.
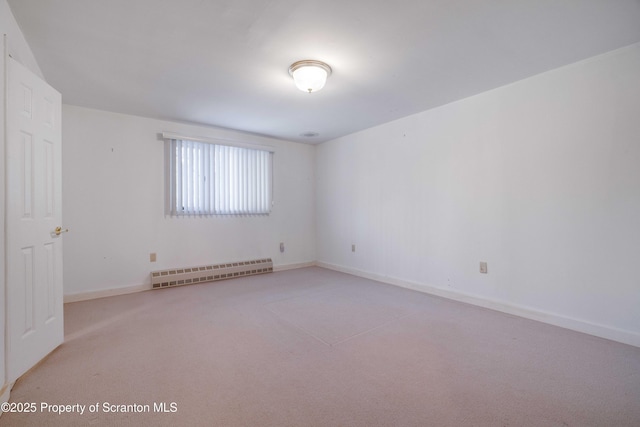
[{"xmin": 2, "ymin": 267, "xmax": 639, "ymax": 426}]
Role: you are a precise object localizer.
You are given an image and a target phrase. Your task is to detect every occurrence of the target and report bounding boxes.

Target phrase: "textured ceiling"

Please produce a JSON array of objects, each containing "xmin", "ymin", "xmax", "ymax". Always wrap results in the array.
[{"xmin": 8, "ymin": 0, "xmax": 640, "ymax": 143}]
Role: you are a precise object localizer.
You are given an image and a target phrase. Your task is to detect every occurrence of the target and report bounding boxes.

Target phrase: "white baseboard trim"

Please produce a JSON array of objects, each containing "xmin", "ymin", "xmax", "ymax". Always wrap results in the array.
[
  {"xmin": 64, "ymin": 261, "xmax": 317, "ymax": 303},
  {"xmin": 0, "ymin": 382, "xmax": 13, "ymax": 416},
  {"xmin": 64, "ymin": 283, "xmax": 151, "ymax": 303},
  {"xmin": 273, "ymin": 261, "xmax": 317, "ymax": 272},
  {"xmin": 316, "ymin": 261, "xmax": 640, "ymax": 348}
]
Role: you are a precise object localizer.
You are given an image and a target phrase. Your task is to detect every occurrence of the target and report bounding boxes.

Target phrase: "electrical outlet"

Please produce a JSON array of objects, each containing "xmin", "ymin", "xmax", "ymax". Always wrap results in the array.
[
  {"xmin": 150, "ymin": 253, "xmax": 157, "ymax": 262},
  {"xmin": 479, "ymin": 262, "xmax": 488, "ymax": 274},
  {"xmin": 280, "ymin": 242, "xmax": 285, "ymax": 253},
  {"xmin": 352, "ymin": 244, "xmax": 356, "ymax": 252}
]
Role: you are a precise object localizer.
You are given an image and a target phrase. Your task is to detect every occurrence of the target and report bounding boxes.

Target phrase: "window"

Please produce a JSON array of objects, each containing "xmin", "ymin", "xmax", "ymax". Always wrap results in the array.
[{"xmin": 169, "ymin": 139, "xmax": 273, "ymax": 216}]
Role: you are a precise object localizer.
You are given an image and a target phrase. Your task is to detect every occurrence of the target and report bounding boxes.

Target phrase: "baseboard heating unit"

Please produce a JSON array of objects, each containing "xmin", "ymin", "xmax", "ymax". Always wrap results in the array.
[{"xmin": 151, "ymin": 258, "xmax": 273, "ymax": 289}]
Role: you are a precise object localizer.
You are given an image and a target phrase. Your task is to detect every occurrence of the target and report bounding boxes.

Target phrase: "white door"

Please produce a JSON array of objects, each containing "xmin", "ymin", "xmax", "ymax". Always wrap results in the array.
[{"xmin": 6, "ymin": 57, "xmax": 63, "ymax": 382}]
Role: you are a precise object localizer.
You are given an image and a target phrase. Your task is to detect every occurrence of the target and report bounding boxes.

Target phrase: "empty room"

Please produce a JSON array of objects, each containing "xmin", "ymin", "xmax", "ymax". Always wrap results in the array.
[{"xmin": 1, "ymin": 0, "xmax": 639, "ymax": 426}]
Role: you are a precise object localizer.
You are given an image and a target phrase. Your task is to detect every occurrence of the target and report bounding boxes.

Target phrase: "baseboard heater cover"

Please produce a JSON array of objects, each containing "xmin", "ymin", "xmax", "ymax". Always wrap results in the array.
[{"xmin": 151, "ymin": 258, "xmax": 273, "ymax": 289}]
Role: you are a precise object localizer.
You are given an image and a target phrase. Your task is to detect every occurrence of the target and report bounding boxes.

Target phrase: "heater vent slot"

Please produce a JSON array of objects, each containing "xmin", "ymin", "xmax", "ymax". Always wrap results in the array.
[{"xmin": 151, "ymin": 258, "xmax": 273, "ymax": 289}]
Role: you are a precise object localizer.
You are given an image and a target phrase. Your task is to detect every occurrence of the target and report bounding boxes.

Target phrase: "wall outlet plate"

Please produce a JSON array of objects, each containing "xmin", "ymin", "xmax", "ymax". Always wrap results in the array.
[
  {"xmin": 150, "ymin": 253, "xmax": 157, "ymax": 262},
  {"xmin": 480, "ymin": 262, "xmax": 488, "ymax": 274},
  {"xmin": 280, "ymin": 242, "xmax": 285, "ymax": 253}
]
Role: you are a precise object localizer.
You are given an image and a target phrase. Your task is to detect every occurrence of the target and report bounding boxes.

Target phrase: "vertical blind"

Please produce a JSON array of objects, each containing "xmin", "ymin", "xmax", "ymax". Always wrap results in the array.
[{"xmin": 170, "ymin": 139, "xmax": 273, "ymax": 216}]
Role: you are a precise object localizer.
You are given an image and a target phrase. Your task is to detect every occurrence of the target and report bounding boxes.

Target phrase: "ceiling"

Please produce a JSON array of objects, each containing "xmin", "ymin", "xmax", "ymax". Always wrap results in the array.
[{"xmin": 8, "ymin": 0, "xmax": 640, "ymax": 144}]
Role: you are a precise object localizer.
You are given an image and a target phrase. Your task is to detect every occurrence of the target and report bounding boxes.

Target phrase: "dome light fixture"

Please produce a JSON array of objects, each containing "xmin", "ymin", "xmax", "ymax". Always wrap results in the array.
[{"xmin": 288, "ymin": 60, "xmax": 332, "ymax": 93}]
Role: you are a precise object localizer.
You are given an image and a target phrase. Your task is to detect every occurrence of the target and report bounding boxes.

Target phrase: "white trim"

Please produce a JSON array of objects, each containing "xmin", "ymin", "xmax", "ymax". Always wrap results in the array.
[
  {"xmin": 0, "ymin": 381, "xmax": 13, "ymax": 414},
  {"xmin": 63, "ymin": 262, "xmax": 317, "ymax": 303},
  {"xmin": 61, "ymin": 260, "xmax": 640, "ymax": 347},
  {"xmin": 316, "ymin": 261, "xmax": 640, "ymax": 348},
  {"xmin": 64, "ymin": 283, "xmax": 151, "ymax": 303},
  {"xmin": 1, "ymin": 34, "xmax": 8, "ymax": 401},
  {"xmin": 62, "ymin": 260, "xmax": 640, "ymax": 347},
  {"xmin": 162, "ymin": 131, "xmax": 275, "ymax": 153},
  {"xmin": 273, "ymin": 261, "xmax": 317, "ymax": 272}
]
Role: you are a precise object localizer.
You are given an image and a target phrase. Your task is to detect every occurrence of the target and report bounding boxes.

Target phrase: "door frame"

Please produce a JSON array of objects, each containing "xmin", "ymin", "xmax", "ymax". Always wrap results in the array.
[{"xmin": 1, "ymin": 34, "xmax": 9, "ymax": 406}]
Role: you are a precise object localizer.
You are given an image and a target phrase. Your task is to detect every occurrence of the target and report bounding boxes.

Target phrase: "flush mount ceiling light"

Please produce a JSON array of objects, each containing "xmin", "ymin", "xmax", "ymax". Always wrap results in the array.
[{"xmin": 288, "ymin": 60, "xmax": 332, "ymax": 93}]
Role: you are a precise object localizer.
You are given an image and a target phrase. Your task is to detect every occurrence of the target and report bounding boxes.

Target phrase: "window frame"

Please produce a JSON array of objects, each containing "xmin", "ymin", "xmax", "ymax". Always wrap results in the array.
[{"xmin": 163, "ymin": 133, "xmax": 274, "ymax": 217}]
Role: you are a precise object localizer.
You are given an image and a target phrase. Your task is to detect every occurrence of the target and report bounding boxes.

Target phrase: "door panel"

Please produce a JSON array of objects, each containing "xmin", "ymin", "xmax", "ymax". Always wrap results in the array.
[{"xmin": 6, "ymin": 57, "xmax": 63, "ymax": 382}]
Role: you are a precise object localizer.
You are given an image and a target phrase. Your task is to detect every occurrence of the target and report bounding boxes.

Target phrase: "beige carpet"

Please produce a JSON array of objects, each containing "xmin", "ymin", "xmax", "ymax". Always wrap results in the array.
[{"xmin": 2, "ymin": 267, "xmax": 639, "ymax": 426}]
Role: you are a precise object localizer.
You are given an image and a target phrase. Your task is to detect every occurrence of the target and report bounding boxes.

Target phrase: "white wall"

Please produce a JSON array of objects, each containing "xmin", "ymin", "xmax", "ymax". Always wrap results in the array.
[
  {"xmin": 62, "ymin": 106, "xmax": 316, "ymax": 297},
  {"xmin": 1, "ymin": 0, "xmax": 46, "ymax": 400},
  {"xmin": 317, "ymin": 43, "xmax": 640, "ymax": 346},
  {"xmin": 0, "ymin": 1, "xmax": 43, "ymax": 78}
]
